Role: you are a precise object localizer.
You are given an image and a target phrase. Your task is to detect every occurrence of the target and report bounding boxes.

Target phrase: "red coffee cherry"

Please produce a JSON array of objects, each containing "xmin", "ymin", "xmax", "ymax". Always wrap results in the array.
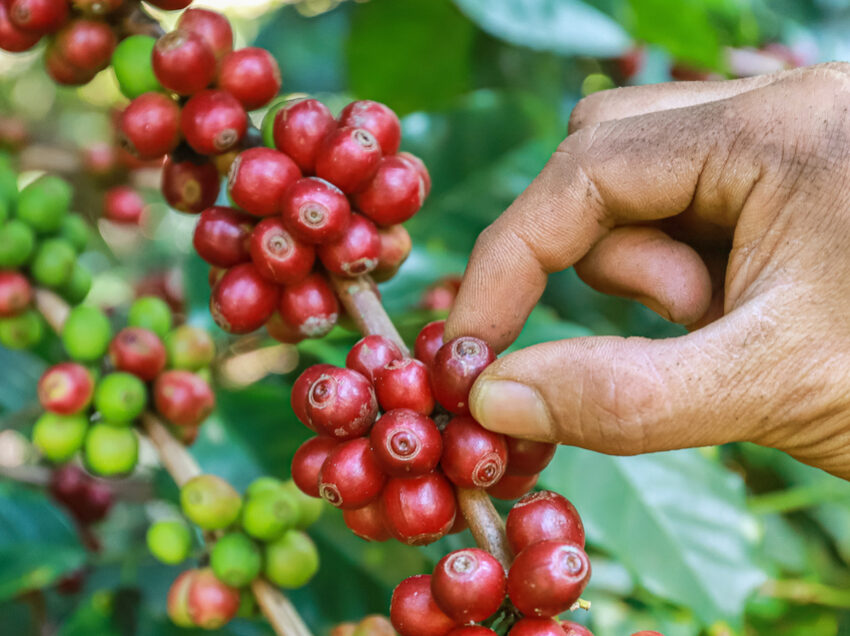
[
  {"xmin": 249, "ymin": 217, "xmax": 314, "ymax": 284},
  {"xmin": 72, "ymin": 0, "xmax": 124, "ymax": 17},
  {"xmin": 421, "ymin": 276, "xmax": 460, "ymax": 312},
  {"xmin": 218, "ymin": 47, "xmax": 281, "ymax": 110},
  {"xmin": 75, "ymin": 479, "xmax": 113, "ymax": 524},
  {"xmin": 181, "ymin": 90, "xmax": 247, "ymax": 156},
  {"xmin": 370, "ymin": 409, "xmax": 441, "ymax": 477},
  {"xmin": 186, "ymin": 567, "xmax": 240, "ymax": 630},
  {"xmin": 147, "ymin": 0, "xmax": 192, "ymax": 8},
  {"xmin": 228, "ymin": 147, "xmax": 301, "ymax": 217},
  {"xmin": 487, "ymin": 473, "xmax": 538, "ymax": 501},
  {"xmin": 167, "ymin": 569, "xmax": 197, "ymax": 628},
  {"xmin": 382, "ymin": 472, "xmax": 456, "ymax": 546},
  {"xmin": 176, "ymin": 8, "xmax": 232, "ymax": 63},
  {"xmin": 281, "ymin": 177, "xmax": 351, "ymax": 245},
  {"xmin": 317, "ymin": 213, "xmax": 380, "ymax": 277},
  {"xmin": 291, "ymin": 363, "xmax": 334, "ymax": 429},
  {"xmin": 49, "ymin": 464, "xmax": 86, "ymax": 507},
  {"xmin": 440, "ymin": 416, "xmax": 508, "ymax": 489},
  {"xmin": 507, "ymin": 541, "xmax": 591, "ymax": 618},
  {"xmin": 314, "ymin": 127, "xmax": 382, "ymax": 193},
  {"xmin": 109, "ymin": 327, "xmax": 167, "ymax": 381},
  {"xmin": 304, "ymin": 366, "xmax": 378, "ymax": 440},
  {"xmin": 390, "ymin": 575, "xmax": 458, "ymax": 636},
  {"xmin": 431, "ymin": 548, "xmax": 506, "ymax": 623},
  {"xmin": 119, "ymin": 93, "xmax": 180, "ymax": 160},
  {"xmin": 291, "ymin": 435, "xmax": 337, "ymax": 498},
  {"xmin": 193, "ymin": 206, "xmax": 254, "ymax": 268},
  {"xmin": 414, "ymin": 320, "xmax": 445, "ymax": 369},
  {"xmin": 343, "ymin": 499, "xmax": 390, "ymax": 542},
  {"xmin": 374, "ymin": 358, "xmax": 434, "ymax": 415},
  {"xmin": 53, "ymin": 19, "xmax": 115, "ymax": 74},
  {"xmin": 354, "ymin": 156, "xmax": 426, "ymax": 227},
  {"xmin": 211, "ymin": 263, "xmax": 279, "ymax": 334},
  {"xmin": 345, "ymin": 335, "xmax": 403, "ymax": 383},
  {"xmin": 38, "ymin": 362, "xmax": 94, "ymax": 415},
  {"xmin": 152, "ymin": 30, "xmax": 216, "ymax": 95},
  {"xmin": 9, "ymin": 0, "xmax": 68, "ymax": 34},
  {"xmin": 318, "ymin": 437, "xmax": 386, "ymax": 509},
  {"xmin": 154, "ymin": 370, "xmax": 216, "ymax": 427},
  {"xmin": 449, "ymin": 629, "xmax": 498, "ymax": 636},
  {"xmin": 431, "ymin": 336, "xmax": 496, "ymax": 414},
  {"xmin": 559, "ymin": 622, "xmax": 594, "ymax": 636},
  {"xmin": 0, "ymin": 1, "xmax": 40, "ymax": 51},
  {"xmin": 277, "ymin": 272, "xmax": 339, "ymax": 339},
  {"xmin": 630, "ymin": 632, "xmax": 664, "ymax": 636},
  {"xmin": 372, "ymin": 224, "xmax": 412, "ymax": 282},
  {"xmin": 338, "ymin": 100, "xmax": 401, "ymax": 155},
  {"xmin": 397, "ymin": 151, "xmax": 431, "ymax": 196},
  {"xmin": 506, "ymin": 491, "xmax": 585, "ymax": 553},
  {"xmin": 162, "ymin": 157, "xmax": 221, "ymax": 214},
  {"xmin": 103, "ymin": 185, "xmax": 144, "ymax": 224},
  {"xmin": 272, "ymin": 98, "xmax": 335, "ymax": 173},
  {"xmin": 0, "ymin": 270, "xmax": 32, "ymax": 317},
  {"xmin": 509, "ymin": 619, "xmax": 568, "ymax": 636},
  {"xmin": 506, "ymin": 437, "xmax": 557, "ymax": 476},
  {"xmin": 44, "ymin": 42, "xmax": 95, "ymax": 85}
]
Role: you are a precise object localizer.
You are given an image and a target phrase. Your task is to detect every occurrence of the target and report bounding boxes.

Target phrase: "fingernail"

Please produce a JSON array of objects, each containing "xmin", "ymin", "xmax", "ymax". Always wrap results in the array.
[{"xmin": 470, "ymin": 379, "xmax": 551, "ymax": 439}]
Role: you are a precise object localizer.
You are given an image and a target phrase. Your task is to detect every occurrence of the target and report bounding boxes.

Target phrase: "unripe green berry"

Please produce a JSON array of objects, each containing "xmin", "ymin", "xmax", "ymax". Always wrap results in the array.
[
  {"xmin": 165, "ymin": 325, "xmax": 215, "ymax": 370},
  {"xmin": 0, "ymin": 166, "xmax": 18, "ymax": 213},
  {"xmin": 62, "ymin": 305, "xmax": 111, "ymax": 362},
  {"xmin": 30, "ymin": 238, "xmax": 76, "ymax": 288},
  {"xmin": 245, "ymin": 476, "xmax": 283, "ymax": 499},
  {"xmin": 167, "ymin": 569, "xmax": 197, "ymax": 628},
  {"xmin": 261, "ymin": 99, "xmax": 287, "ymax": 148},
  {"xmin": 0, "ymin": 310, "xmax": 43, "ymax": 349},
  {"xmin": 84, "ymin": 422, "xmax": 139, "ymax": 476},
  {"xmin": 128, "ymin": 296, "xmax": 172, "ymax": 339},
  {"xmin": 263, "ymin": 529, "xmax": 319, "ymax": 589},
  {"xmin": 0, "ymin": 219, "xmax": 35, "ymax": 268},
  {"xmin": 112, "ymin": 36, "xmax": 162, "ymax": 99},
  {"xmin": 282, "ymin": 479, "xmax": 324, "ymax": 529},
  {"xmin": 210, "ymin": 532, "xmax": 262, "ymax": 587},
  {"xmin": 180, "ymin": 475, "xmax": 242, "ymax": 531},
  {"xmin": 60, "ymin": 215, "xmax": 90, "ymax": 253},
  {"xmin": 32, "ymin": 412, "xmax": 88, "ymax": 462},
  {"xmin": 241, "ymin": 488, "xmax": 299, "ymax": 541},
  {"xmin": 59, "ymin": 263, "xmax": 92, "ymax": 304},
  {"xmin": 147, "ymin": 520, "xmax": 192, "ymax": 565},
  {"xmin": 236, "ymin": 589, "xmax": 258, "ymax": 618},
  {"xmin": 94, "ymin": 372, "xmax": 147, "ymax": 423},
  {"xmin": 16, "ymin": 175, "xmax": 71, "ymax": 234}
]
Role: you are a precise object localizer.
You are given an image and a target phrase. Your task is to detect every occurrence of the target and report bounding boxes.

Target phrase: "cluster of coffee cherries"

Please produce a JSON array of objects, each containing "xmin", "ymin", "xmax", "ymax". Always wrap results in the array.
[
  {"xmin": 0, "ymin": 171, "xmax": 93, "ymax": 349},
  {"xmin": 153, "ymin": 473, "xmax": 322, "ymax": 629},
  {"xmin": 31, "ymin": 295, "xmax": 216, "ymax": 475}
]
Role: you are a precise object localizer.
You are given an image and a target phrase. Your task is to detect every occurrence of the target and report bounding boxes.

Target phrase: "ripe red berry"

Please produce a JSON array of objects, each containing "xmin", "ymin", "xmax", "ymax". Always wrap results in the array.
[
  {"xmin": 506, "ymin": 437, "xmax": 557, "ymax": 476},
  {"xmin": 508, "ymin": 619, "xmax": 568, "ymax": 636},
  {"xmin": 559, "ymin": 622, "xmax": 594, "ymax": 636},
  {"xmin": 181, "ymin": 90, "xmax": 247, "ymax": 156},
  {"xmin": 218, "ymin": 47, "xmax": 281, "ymax": 110},
  {"xmin": 281, "ymin": 177, "xmax": 351, "ymax": 245},
  {"xmin": 370, "ymin": 409, "xmax": 441, "ymax": 477},
  {"xmin": 277, "ymin": 272, "xmax": 339, "ymax": 339},
  {"xmin": 75, "ymin": 479, "xmax": 113, "ymax": 524},
  {"xmin": 49, "ymin": 464, "xmax": 86, "ymax": 505},
  {"xmin": 448, "ymin": 629, "xmax": 498, "ymax": 636},
  {"xmin": 211, "ymin": 263, "xmax": 279, "ymax": 334},
  {"xmin": 272, "ymin": 98, "xmax": 335, "ymax": 173},
  {"xmin": 317, "ymin": 213, "xmax": 380, "ymax": 277},
  {"xmin": 291, "ymin": 435, "xmax": 337, "ymax": 498},
  {"xmin": 154, "ymin": 370, "xmax": 216, "ymax": 427},
  {"xmin": 345, "ymin": 335, "xmax": 403, "ymax": 383},
  {"xmin": 0, "ymin": 270, "xmax": 32, "ymax": 317},
  {"xmin": 53, "ymin": 19, "xmax": 115, "ymax": 74},
  {"xmin": 193, "ymin": 206, "xmax": 254, "ymax": 267},
  {"xmin": 414, "ymin": 320, "xmax": 445, "ymax": 368},
  {"xmin": 431, "ymin": 336, "xmax": 496, "ymax": 414},
  {"xmin": 38, "ymin": 362, "xmax": 94, "ymax": 415},
  {"xmin": 304, "ymin": 366, "xmax": 377, "ymax": 440},
  {"xmin": 506, "ymin": 491, "xmax": 585, "ymax": 553},
  {"xmin": 432, "ymin": 548, "xmax": 505, "ymax": 623},
  {"xmin": 374, "ymin": 358, "xmax": 434, "ymax": 415},
  {"xmin": 354, "ymin": 156, "xmax": 426, "ymax": 227},
  {"xmin": 228, "ymin": 147, "xmax": 301, "ymax": 216},
  {"xmin": 314, "ymin": 127, "xmax": 382, "ymax": 193},
  {"xmin": 161, "ymin": 157, "xmax": 221, "ymax": 214},
  {"xmin": 487, "ymin": 473, "xmax": 538, "ymax": 501},
  {"xmin": 630, "ymin": 632, "xmax": 664, "ymax": 636},
  {"xmin": 8, "ymin": 0, "xmax": 68, "ymax": 34},
  {"xmin": 0, "ymin": 1, "xmax": 40, "ymax": 51},
  {"xmin": 318, "ymin": 437, "xmax": 386, "ymax": 509},
  {"xmin": 372, "ymin": 224, "xmax": 412, "ymax": 282},
  {"xmin": 390, "ymin": 575, "xmax": 457, "ymax": 636},
  {"xmin": 291, "ymin": 364, "xmax": 333, "ymax": 429},
  {"xmin": 382, "ymin": 472, "xmax": 456, "ymax": 546},
  {"xmin": 167, "ymin": 569, "xmax": 197, "ymax": 628},
  {"xmin": 421, "ymin": 278, "xmax": 461, "ymax": 313},
  {"xmin": 338, "ymin": 100, "xmax": 401, "ymax": 155},
  {"xmin": 176, "ymin": 8, "xmax": 232, "ymax": 63},
  {"xmin": 119, "ymin": 93, "xmax": 180, "ymax": 160},
  {"xmin": 249, "ymin": 217, "xmax": 314, "ymax": 284},
  {"xmin": 152, "ymin": 30, "xmax": 216, "ymax": 95},
  {"xmin": 343, "ymin": 499, "xmax": 390, "ymax": 542},
  {"xmin": 56, "ymin": 570, "xmax": 86, "ymax": 595},
  {"xmin": 440, "ymin": 416, "xmax": 508, "ymax": 489},
  {"xmin": 397, "ymin": 151, "xmax": 431, "ymax": 196},
  {"xmin": 187, "ymin": 568, "xmax": 240, "ymax": 629},
  {"xmin": 103, "ymin": 185, "xmax": 144, "ymax": 224},
  {"xmin": 507, "ymin": 541, "xmax": 591, "ymax": 618},
  {"xmin": 72, "ymin": 0, "xmax": 123, "ymax": 17},
  {"xmin": 109, "ymin": 327, "xmax": 167, "ymax": 381},
  {"xmin": 45, "ymin": 43, "xmax": 95, "ymax": 85}
]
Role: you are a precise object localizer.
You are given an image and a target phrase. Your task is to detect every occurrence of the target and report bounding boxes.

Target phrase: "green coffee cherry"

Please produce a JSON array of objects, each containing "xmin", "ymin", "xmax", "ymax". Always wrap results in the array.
[
  {"xmin": 30, "ymin": 238, "xmax": 76, "ymax": 288},
  {"xmin": 282, "ymin": 479, "xmax": 324, "ymax": 529},
  {"xmin": 128, "ymin": 296, "xmax": 172, "ymax": 339},
  {"xmin": 210, "ymin": 532, "xmax": 262, "ymax": 587},
  {"xmin": 165, "ymin": 325, "xmax": 215, "ymax": 370},
  {"xmin": 0, "ymin": 166, "xmax": 18, "ymax": 212},
  {"xmin": 264, "ymin": 529, "xmax": 319, "ymax": 589},
  {"xmin": 180, "ymin": 474, "xmax": 242, "ymax": 530},
  {"xmin": 0, "ymin": 310, "xmax": 43, "ymax": 349},
  {"xmin": 59, "ymin": 263, "xmax": 92, "ymax": 304},
  {"xmin": 241, "ymin": 488, "xmax": 300, "ymax": 541},
  {"xmin": 237, "ymin": 589, "xmax": 258, "ymax": 618},
  {"xmin": 146, "ymin": 520, "xmax": 192, "ymax": 565},
  {"xmin": 16, "ymin": 175, "xmax": 71, "ymax": 234},
  {"xmin": 62, "ymin": 305, "xmax": 111, "ymax": 362},
  {"xmin": 84, "ymin": 422, "xmax": 139, "ymax": 476},
  {"xmin": 60, "ymin": 215, "xmax": 90, "ymax": 253},
  {"xmin": 112, "ymin": 36, "xmax": 161, "ymax": 99},
  {"xmin": 32, "ymin": 412, "xmax": 88, "ymax": 462},
  {"xmin": 260, "ymin": 99, "xmax": 288, "ymax": 149},
  {"xmin": 245, "ymin": 476, "xmax": 283, "ymax": 500},
  {"xmin": 94, "ymin": 372, "xmax": 147, "ymax": 423},
  {"xmin": 0, "ymin": 219, "xmax": 35, "ymax": 268}
]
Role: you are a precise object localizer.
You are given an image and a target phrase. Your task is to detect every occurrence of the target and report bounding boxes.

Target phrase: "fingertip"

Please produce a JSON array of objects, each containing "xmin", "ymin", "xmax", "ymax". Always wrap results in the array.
[{"xmin": 470, "ymin": 376, "xmax": 553, "ymax": 441}]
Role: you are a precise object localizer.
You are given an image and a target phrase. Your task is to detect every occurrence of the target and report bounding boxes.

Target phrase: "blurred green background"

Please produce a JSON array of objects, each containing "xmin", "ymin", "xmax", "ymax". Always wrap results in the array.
[{"xmin": 3, "ymin": 0, "xmax": 850, "ymax": 635}]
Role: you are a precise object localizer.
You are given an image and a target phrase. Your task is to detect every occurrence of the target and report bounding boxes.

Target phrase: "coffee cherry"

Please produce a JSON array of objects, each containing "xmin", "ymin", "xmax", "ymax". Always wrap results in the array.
[
  {"xmin": 147, "ymin": 520, "xmax": 192, "ymax": 565},
  {"xmin": 272, "ymin": 98, "xmax": 335, "ymax": 173},
  {"xmin": 305, "ymin": 366, "xmax": 378, "ymax": 440},
  {"xmin": 167, "ymin": 570, "xmax": 198, "ymax": 628},
  {"xmin": 74, "ymin": 479, "xmax": 112, "ymax": 524},
  {"xmin": 211, "ymin": 263, "xmax": 279, "ymax": 334},
  {"xmin": 506, "ymin": 491, "xmax": 586, "ymax": 553},
  {"xmin": 506, "ymin": 437, "xmax": 557, "ymax": 476},
  {"xmin": 38, "ymin": 362, "xmax": 94, "ymax": 415},
  {"xmin": 338, "ymin": 100, "xmax": 401, "ymax": 155},
  {"xmin": 152, "ymin": 30, "xmax": 216, "ymax": 95},
  {"xmin": 94, "ymin": 372, "xmax": 147, "ymax": 423},
  {"xmin": 49, "ymin": 463, "xmax": 86, "ymax": 504},
  {"xmin": 147, "ymin": 0, "xmax": 192, "ymax": 9},
  {"xmin": 0, "ymin": 270, "xmax": 32, "ymax": 317},
  {"xmin": 61, "ymin": 305, "xmax": 110, "ymax": 362},
  {"xmin": 507, "ymin": 540, "xmax": 591, "ymax": 617},
  {"xmin": 181, "ymin": 90, "xmax": 247, "ymax": 155},
  {"xmin": 241, "ymin": 487, "xmax": 299, "ymax": 540},
  {"xmin": 47, "ymin": 41, "xmax": 97, "ymax": 84},
  {"xmin": 0, "ymin": 1, "xmax": 40, "ymax": 51},
  {"xmin": 318, "ymin": 437, "xmax": 386, "ymax": 509},
  {"xmin": 372, "ymin": 224, "xmax": 412, "ymax": 282},
  {"xmin": 277, "ymin": 272, "xmax": 339, "ymax": 339},
  {"xmin": 33, "ymin": 412, "xmax": 88, "ymax": 462},
  {"xmin": 487, "ymin": 472, "xmax": 538, "ymax": 501},
  {"xmin": 390, "ymin": 575, "xmax": 458, "ymax": 636},
  {"xmin": 154, "ymin": 370, "xmax": 216, "ymax": 427},
  {"xmin": 315, "ymin": 127, "xmax": 382, "ymax": 193},
  {"xmin": 0, "ymin": 220, "xmax": 35, "ymax": 268},
  {"xmin": 264, "ymin": 529, "xmax": 319, "ymax": 588},
  {"xmin": 18, "ymin": 174, "xmax": 71, "ymax": 234},
  {"xmin": 210, "ymin": 532, "xmax": 262, "ymax": 587},
  {"xmin": 291, "ymin": 364, "xmax": 333, "ymax": 428},
  {"xmin": 53, "ymin": 18, "xmax": 115, "ymax": 75},
  {"xmin": 162, "ymin": 157, "xmax": 221, "ymax": 214},
  {"xmin": 228, "ymin": 147, "xmax": 301, "ymax": 217},
  {"xmin": 421, "ymin": 277, "xmax": 461, "ymax": 312},
  {"xmin": 111, "ymin": 35, "xmax": 161, "ymax": 99},
  {"xmin": 187, "ymin": 567, "xmax": 240, "ymax": 629},
  {"xmin": 8, "ymin": 0, "xmax": 68, "ymax": 34},
  {"xmin": 281, "ymin": 479, "xmax": 324, "ymax": 528},
  {"xmin": 370, "ymin": 409, "xmax": 441, "ymax": 477},
  {"xmin": 281, "ymin": 177, "xmax": 351, "ymax": 244},
  {"xmin": 72, "ymin": 0, "xmax": 123, "ymax": 17},
  {"xmin": 128, "ymin": 296, "xmax": 172, "ymax": 339},
  {"xmin": 103, "ymin": 186, "xmax": 144, "ymax": 224},
  {"xmin": 343, "ymin": 499, "xmax": 390, "ymax": 542},
  {"xmin": 432, "ymin": 336, "xmax": 496, "ymax": 414},
  {"xmin": 177, "ymin": 8, "xmax": 232, "ymax": 63},
  {"xmin": 440, "ymin": 416, "xmax": 508, "ymax": 489},
  {"xmin": 180, "ymin": 474, "xmax": 242, "ymax": 530},
  {"xmin": 353, "ymin": 615, "xmax": 396, "ymax": 636},
  {"xmin": 0, "ymin": 309, "xmax": 43, "ymax": 349},
  {"xmin": 449, "ymin": 629, "xmax": 498, "ymax": 636},
  {"xmin": 84, "ymin": 423, "xmax": 139, "ymax": 476},
  {"xmin": 431, "ymin": 548, "xmax": 506, "ymax": 623},
  {"xmin": 119, "ymin": 93, "xmax": 180, "ymax": 159},
  {"xmin": 374, "ymin": 358, "xmax": 435, "ymax": 415},
  {"xmin": 218, "ymin": 47, "xmax": 281, "ymax": 110},
  {"xmin": 508, "ymin": 619, "xmax": 568, "ymax": 636},
  {"xmin": 346, "ymin": 335, "xmax": 403, "ymax": 383},
  {"xmin": 559, "ymin": 622, "xmax": 593, "ymax": 636},
  {"xmin": 193, "ymin": 206, "xmax": 253, "ymax": 267},
  {"xmin": 59, "ymin": 262, "xmax": 91, "ymax": 305},
  {"xmin": 414, "ymin": 320, "xmax": 445, "ymax": 368},
  {"xmin": 248, "ymin": 217, "xmax": 314, "ymax": 284},
  {"xmin": 355, "ymin": 156, "xmax": 426, "ymax": 226},
  {"xmin": 291, "ymin": 435, "xmax": 337, "ymax": 498},
  {"xmin": 382, "ymin": 472, "xmax": 456, "ymax": 546},
  {"xmin": 317, "ymin": 213, "xmax": 380, "ymax": 277},
  {"xmin": 31, "ymin": 238, "xmax": 75, "ymax": 288},
  {"xmin": 166, "ymin": 326, "xmax": 216, "ymax": 370},
  {"xmin": 630, "ymin": 632, "xmax": 664, "ymax": 636}
]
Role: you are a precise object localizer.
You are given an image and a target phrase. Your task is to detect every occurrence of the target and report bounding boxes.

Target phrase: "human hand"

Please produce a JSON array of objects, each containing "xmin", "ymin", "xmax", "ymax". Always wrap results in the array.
[{"xmin": 446, "ymin": 63, "xmax": 850, "ymax": 479}]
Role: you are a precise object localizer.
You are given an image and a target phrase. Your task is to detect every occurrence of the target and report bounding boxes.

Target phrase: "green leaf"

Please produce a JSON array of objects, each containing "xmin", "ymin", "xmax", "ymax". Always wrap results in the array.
[{"xmin": 626, "ymin": 0, "xmax": 722, "ymax": 68}]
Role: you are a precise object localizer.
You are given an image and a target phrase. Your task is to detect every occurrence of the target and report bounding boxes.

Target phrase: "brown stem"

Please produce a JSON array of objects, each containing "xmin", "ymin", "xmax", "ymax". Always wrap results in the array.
[
  {"xmin": 18, "ymin": 145, "xmax": 81, "ymax": 176},
  {"xmin": 456, "ymin": 488, "xmax": 513, "ymax": 570},
  {"xmin": 215, "ymin": 336, "xmax": 300, "ymax": 388},
  {"xmin": 0, "ymin": 464, "xmax": 153, "ymax": 500},
  {"xmin": 251, "ymin": 580, "xmax": 313, "ymax": 636},
  {"xmin": 33, "ymin": 288, "xmax": 69, "ymax": 333},
  {"xmin": 115, "ymin": 4, "xmax": 166, "ymax": 38}
]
